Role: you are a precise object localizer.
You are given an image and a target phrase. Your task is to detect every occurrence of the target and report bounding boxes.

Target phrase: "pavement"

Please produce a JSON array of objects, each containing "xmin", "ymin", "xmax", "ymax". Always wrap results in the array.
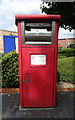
[{"xmin": 1, "ymin": 91, "xmax": 75, "ymax": 119}]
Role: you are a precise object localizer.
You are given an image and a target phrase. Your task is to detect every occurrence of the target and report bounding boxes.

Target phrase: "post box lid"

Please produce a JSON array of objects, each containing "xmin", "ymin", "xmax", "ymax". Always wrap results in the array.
[{"xmin": 15, "ymin": 14, "xmax": 61, "ymax": 26}]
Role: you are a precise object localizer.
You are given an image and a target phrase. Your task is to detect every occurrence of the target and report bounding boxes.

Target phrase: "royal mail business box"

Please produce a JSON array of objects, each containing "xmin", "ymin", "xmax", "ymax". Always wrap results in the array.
[{"xmin": 15, "ymin": 15, "xmax": 61, "ymax": 107}]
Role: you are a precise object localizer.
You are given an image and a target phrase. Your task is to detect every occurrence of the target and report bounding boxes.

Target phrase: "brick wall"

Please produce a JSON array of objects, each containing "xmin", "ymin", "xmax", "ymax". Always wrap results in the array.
[{"xmin": 58, "ymin": 38, "xmax": 75, "ymax": 48}]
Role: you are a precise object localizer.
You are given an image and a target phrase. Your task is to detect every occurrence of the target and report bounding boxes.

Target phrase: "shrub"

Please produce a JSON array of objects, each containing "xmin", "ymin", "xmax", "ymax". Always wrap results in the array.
[
  {"xmin": 58, "ymin": 57, "xmax": 75, "ymax": 83},
  {"xmin": 0, "ymin": 53, "xmax": 7, "ymax": 58},
  {"xmin": 2, "ymin": 50, "xmax": 19, "ymax": 88},
  {"xmin": 58, "ymin": 48, "xmax": 75, "ymax": 58},
  {"xmin": 0, "ymin": 53, "xmax": 2, "ymax": 59},
  {"xmin": 0, "ymin": 59, "xmax": 2, "ymax": 82}
]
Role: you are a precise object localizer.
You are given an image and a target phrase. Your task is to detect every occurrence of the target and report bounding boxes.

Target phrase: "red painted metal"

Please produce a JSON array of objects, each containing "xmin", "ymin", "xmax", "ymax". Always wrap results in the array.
[
  {"xmin": 15, "ymin": 14, "xmax": 61, "ymax": 25},
  {"xmin": 15, "ymin": 14, "xmax": 60, "ymax": 107},
  {"xmin": 22, "ymin": 48, "xmax": 54, "ymax": 107},
  {"xmin": 17, "ymin": 22, "xmax": 23, "ymax": 106},
  {"xmin": 52, "ymin": 21, "xmax": 59, "ymax": 106},
  {"xmin": 16, "ymin": 14, "xmax": 61, "ymax": 19}
]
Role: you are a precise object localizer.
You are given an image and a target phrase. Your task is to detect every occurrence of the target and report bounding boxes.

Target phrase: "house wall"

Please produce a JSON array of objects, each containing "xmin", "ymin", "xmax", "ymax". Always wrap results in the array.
[{"xmin": 0, "ymin": 30, "xmax": 18, "ymax": 53}]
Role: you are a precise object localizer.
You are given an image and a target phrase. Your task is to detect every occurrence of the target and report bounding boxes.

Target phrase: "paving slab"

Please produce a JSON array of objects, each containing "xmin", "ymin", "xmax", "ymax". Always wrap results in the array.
[
  {"xmin": 1, "ymin": 91, "xmax": 75, "ymax": 119},
  {"xmin": 57, "ymin": 81, "xmax": 75, "ymax": 88}
]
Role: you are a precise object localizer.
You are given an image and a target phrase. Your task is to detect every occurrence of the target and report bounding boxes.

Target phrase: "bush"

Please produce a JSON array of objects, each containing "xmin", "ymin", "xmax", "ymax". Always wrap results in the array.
[
  {"xmin": 0, "ymin": 53, "xmax": 2, "ymax": 59},
  {"xmin": 0, "ymin": 53, "xmax": 7, "ymax": 58},
  {"xmin": 58, "ymin": 57, "xmax": 75, "ymax": 83},
  {"xmin": 58, "ymin": 48, "xmax": 75, "ymax": 58},
  {"xmin": 2, "ymin": 50, "xmax": 19, "ymax": 88}
]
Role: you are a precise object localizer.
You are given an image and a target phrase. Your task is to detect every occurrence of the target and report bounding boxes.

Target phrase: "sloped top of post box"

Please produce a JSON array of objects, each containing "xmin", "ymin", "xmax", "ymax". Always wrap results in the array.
[{"xmin": 15, "ymin": 14, "xmax": 61, "ymax": 26}]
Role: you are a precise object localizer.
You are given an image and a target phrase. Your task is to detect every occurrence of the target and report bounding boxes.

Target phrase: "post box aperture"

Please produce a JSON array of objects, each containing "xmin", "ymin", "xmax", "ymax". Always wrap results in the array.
[
  {"xmin": 21, "ymin": 21, "xmax": 55, "ymax": 45},
  {"xmin": 15, "ymin": 15, "xmax": 61, "ymax": 107}
]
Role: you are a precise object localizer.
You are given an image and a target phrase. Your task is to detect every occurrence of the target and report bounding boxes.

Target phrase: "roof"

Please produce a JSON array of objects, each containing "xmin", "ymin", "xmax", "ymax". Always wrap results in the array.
[{"xmin": 15, "ymin": 14, "xmax": 61, "ymax": 26}]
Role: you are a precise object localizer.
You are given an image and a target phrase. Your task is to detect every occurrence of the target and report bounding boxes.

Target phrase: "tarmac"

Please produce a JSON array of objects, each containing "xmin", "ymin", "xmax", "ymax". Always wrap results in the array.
[{"xmin": 1, "ymin": 91, "xmax": 75, "ymax": 119}]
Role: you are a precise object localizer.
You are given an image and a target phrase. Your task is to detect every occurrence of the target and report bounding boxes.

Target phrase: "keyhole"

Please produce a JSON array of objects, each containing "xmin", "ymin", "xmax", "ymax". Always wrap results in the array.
[{"xmin": 26, "ymin": 73, "xmax": 28, "ymax": 75}]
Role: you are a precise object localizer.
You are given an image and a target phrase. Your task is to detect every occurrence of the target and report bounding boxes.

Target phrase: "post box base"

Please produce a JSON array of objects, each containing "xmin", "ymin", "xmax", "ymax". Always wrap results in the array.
[{"xmin": 19, "ymin": 106, "xmax": 56, "ymax": 111}]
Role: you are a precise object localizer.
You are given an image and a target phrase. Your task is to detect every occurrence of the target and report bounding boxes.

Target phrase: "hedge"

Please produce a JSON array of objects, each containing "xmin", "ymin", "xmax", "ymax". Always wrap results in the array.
[
  {"xmin": 2, "ymin": 50, "xmax": 19, "ymax": 88},
  {"xmin": 58, "ymin": 57, "xmax": 75, "ymax": 83},
  {"xmin": 58, "ymin": 48, "xmax": 75, "ymax": 58}
]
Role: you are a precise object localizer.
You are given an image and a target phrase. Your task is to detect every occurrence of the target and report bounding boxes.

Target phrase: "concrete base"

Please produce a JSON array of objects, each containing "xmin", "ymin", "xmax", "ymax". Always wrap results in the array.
[{"xmin": 19, "ymin": 106, "xmax": 55, "ymax": 111}]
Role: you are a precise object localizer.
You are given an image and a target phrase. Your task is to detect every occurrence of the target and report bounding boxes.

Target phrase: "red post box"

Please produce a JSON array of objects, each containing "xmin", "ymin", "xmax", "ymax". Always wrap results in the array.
[{"xmin": 15, "ymin": 15, "xmax": 61, "ymax": 107}]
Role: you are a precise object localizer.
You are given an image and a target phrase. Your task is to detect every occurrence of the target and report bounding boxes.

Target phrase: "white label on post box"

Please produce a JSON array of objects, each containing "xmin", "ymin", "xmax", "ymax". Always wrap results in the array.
[{"xmin": 31, "ymin": 54, "xmax": 46, "ymax": 65}]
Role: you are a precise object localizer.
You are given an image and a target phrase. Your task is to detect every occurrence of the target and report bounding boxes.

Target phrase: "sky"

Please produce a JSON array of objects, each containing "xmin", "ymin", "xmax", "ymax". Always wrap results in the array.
[{"xmin": 0, "ymin": 0, "xmax": 74, "ymax": 39}]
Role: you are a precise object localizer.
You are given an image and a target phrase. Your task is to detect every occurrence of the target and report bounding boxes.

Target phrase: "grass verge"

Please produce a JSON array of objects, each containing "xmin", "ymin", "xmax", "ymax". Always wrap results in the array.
[{"xmin": 58, "ymin": 57, "xmax": 75, "ymax": 83}]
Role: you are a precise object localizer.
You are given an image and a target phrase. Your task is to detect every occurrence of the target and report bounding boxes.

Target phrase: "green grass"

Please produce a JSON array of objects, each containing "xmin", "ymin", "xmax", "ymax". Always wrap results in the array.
[{"xmin": 58, "ymin": 57, "xmax": 75, "ymax": 83}]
